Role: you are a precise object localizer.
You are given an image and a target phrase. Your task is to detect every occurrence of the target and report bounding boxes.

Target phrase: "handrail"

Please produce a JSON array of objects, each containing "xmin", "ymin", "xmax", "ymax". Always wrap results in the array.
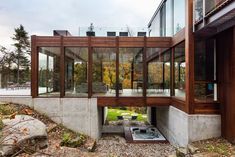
[{"xmin": 193, "ymin": 0, "xmax": 230, "ymax": 24}]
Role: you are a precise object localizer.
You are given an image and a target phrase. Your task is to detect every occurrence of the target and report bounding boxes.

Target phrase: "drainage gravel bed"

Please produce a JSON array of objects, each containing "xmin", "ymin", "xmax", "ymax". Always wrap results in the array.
[{"xmin": 96, "ymin": 134, "xmax": 175, "ymax": 157}]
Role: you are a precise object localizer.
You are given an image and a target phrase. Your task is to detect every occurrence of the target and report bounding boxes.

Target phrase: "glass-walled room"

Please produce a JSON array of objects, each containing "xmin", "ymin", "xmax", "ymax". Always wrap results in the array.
[
  {"xmin": 65, "ymin": 47, "xmax": 88, "ymax": 97},
  {"xmin": 92, "ymin": 48, "xmax": 116, "ymax": 97},
  {"xmin": 174, "ymin": 42, "xmax": 186, "ymax": 99},
  {"xmin": 38, "ymin": 47, "xmax": 60, "ymax": 97},
  {"xmin": 36, "ymin": 44, "xmax": 179, "ymax": 98},
  {"xmin": 147, "ymin": 48, "xmax": 171, "ymax": 96},
  {"xmin": 119, "ymin": 48, "xmax": 143, "ymax": 97}
]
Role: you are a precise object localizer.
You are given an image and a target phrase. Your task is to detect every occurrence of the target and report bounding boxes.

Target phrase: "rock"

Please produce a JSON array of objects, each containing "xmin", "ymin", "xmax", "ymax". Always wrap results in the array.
[
  {"xmin": 0, "ymin": 115, "xmax": 48, "ymax": 156},
  {"xmin": 84, "ymin": 138, "xmax": 96, "ymax": 152},
  {"xmin": 168, "ymin": 154, "xmax": 177, "ymax": 157},
  {"xmin": 176, "ymin": 147, "xmax": 188, "ymax": 157},
  {"xmin": 188, "ymin": 144, "xmax": 199, "ymax": 154}
]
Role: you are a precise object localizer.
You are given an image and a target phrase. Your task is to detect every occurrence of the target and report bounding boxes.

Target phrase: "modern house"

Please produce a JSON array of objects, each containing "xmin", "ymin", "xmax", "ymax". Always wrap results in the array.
[{"xmin": 1, "ymin": 0, "xmax": 234, "ymax": 146}]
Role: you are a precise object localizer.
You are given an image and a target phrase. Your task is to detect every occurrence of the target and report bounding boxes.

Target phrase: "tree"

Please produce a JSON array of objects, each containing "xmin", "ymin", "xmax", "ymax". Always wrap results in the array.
[
  {"xmin": 0, "ymin": 46, "xmax": 15, "ymax": 87},
  {"xmin": 12, "ymin": 25, "xmax": 30, "ymax": 84}
]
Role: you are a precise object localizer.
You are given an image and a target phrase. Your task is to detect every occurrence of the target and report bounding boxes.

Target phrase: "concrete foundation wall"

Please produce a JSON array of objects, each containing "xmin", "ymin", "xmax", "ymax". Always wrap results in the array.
[
  {"xmin": 156, "ymin": 106, "xmax": 221, "ymax": 147},
  {"xmin": 0, "ymin": 97, "xmax": 102, "ymax": 139},
  {"xmin": 147, "ymin": 107, "xmax": 152, "ymax": 124}
]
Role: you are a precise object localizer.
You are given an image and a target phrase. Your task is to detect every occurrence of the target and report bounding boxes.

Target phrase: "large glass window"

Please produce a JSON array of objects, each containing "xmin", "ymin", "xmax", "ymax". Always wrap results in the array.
[
  {"xmin": 149, "ymin": 12, "xmax": 160, "ymax": 37},
  {"xmin": 65, "ymin": 47, "xmax": 88, "ymax": 97},
  {"xmin": 173, "ymin": 0, "xmax": 185, "ymax": 34},
  {"xmin": 92, "ymin": 48, "xmax": 116, "ymax": 97},
  {"xmin": 166, "ymin": 0, "xmax": 173, "ymax": 36},
  {"xmin": 160, "ymin": 5, "xmax": 166, "ymax": 37},
  {"xmin": 174, "ymin": 42, "xmax": 185, "ymax": 99},
  {"xmin": 147, "ymin": 48, "xmax": 171, "ymax": 96},
  {"xmin": 38, "ymin": 47, "xmax": 60, "ymax": 97},
  {"xmin": 194, "ymin": 39, "xmax": 217, "ymax": 101},
  {"xmin": 119, "ymin": 48, "xmax": 143, "ymax": 97}
]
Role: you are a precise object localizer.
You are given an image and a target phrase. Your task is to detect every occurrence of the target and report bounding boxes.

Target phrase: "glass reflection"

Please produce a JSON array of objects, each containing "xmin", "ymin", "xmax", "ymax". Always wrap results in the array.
[{"xmin": 38, "ymin": 47, "xmax": 60, "ymax": 97}]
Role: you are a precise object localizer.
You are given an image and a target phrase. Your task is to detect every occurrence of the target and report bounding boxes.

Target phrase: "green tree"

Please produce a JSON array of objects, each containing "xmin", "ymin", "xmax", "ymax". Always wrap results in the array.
[
  {"xmin": 0, "ymin": 46, "xmax": 15, "ymax": 87},
  {"xmin": 12, "ymin": 25, "xmax": 30, "ymax": 84}
]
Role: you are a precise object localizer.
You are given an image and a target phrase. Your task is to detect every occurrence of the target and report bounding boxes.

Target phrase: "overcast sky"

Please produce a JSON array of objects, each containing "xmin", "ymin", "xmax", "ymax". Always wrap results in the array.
[{"xmin": 0, "ymin": 0, "xmax": 160, "ymax": 49}]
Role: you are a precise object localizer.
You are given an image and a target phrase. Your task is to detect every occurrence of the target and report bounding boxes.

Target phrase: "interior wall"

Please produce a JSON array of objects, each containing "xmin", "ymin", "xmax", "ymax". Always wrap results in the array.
[{"xmin": 217, "ymin": 26, "xmax": 235, "ymax": 143}]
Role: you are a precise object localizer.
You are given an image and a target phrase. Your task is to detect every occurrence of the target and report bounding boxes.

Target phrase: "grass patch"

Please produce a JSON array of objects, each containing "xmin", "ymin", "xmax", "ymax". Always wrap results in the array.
[
  {"xmin": 61, "ymin": 131, "xmax": 87, "ymax": 148},
  {"xmin": 107, "ymin": 108, "xmax": 147, "ymax": 122},
  {"xmin": 206, "ymin": 143, "xmax": 230, "ymax": 156},
  {"xmin": 0, "ymin": 104, "xmax": 17, "ymax": 116}
]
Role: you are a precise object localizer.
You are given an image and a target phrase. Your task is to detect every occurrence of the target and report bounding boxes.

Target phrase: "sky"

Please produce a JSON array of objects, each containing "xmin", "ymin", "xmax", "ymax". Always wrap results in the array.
[{"xmin": 0, "ymin": 0, "xmax": 161, "ymax": 49}]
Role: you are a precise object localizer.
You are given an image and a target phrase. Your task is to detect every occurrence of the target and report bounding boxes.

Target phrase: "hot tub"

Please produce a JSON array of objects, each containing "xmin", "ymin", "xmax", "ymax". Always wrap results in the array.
[{"xmin": 130, "ymin": 126, "xmax": 166, "ymax": 141}]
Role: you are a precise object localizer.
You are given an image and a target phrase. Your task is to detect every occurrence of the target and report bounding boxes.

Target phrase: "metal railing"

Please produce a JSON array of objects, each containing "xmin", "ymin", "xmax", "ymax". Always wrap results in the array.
[
  {"xmin": 77, "ymin": 26, "xmax": 148, "ymax": 37},
  {"xmin": 194, "ymin": 0, "xmax": 229, "ymax": 23}
]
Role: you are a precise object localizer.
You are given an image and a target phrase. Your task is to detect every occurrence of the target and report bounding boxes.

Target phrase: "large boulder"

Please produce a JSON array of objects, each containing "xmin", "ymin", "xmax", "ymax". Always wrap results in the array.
[{"xmin": 0, "ymin": 115, "xmax": 48, "ymax": 156}]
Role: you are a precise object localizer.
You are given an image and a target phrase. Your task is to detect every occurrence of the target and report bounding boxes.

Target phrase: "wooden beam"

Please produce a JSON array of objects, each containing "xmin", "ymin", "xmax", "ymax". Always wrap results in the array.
[{"xmin": 185, "ymin": 0, "xmax": 195, "ymax": 114}]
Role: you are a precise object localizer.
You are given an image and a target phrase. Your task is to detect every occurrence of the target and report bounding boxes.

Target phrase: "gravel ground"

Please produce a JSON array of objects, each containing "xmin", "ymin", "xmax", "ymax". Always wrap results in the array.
[{"xmin": 96, "ymin": 135, "xmax": 175, "ymax": 157}]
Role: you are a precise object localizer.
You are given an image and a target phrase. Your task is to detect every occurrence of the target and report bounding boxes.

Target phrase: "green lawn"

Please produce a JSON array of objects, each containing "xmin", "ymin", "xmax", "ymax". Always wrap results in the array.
[{"xmin": 106, "ymin": 108, "xmax": 147, "ymax": 122}]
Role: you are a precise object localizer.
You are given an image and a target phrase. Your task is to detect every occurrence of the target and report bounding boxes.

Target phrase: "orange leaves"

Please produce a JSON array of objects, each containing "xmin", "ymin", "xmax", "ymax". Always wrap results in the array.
[
  {"xmin": 9, "ymin": 112, "xmax": 17, "ymax": 119},
  {"xmin": 21, "ymin": 108, "xmax": 33, "ymax": 115}
]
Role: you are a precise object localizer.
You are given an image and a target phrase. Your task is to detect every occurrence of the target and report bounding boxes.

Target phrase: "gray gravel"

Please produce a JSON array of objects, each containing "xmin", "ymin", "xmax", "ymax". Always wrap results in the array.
[{"xmin": 96, "ymin": 135, "xmax": 175, "ymax": 157}]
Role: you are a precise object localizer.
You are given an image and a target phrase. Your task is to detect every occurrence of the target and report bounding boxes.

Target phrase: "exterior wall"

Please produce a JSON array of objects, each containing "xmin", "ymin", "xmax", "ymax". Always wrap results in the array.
[
  {"xmin": 156, "ymin": 106, "xmax": 221, "ymax": 147},
  {"xmin": 147, "ymin": 107, "xmax": 152, "ymax": 123},
  {"xmin": 0, "ymin": 97, "xmax": 102, "ymax": 139}
]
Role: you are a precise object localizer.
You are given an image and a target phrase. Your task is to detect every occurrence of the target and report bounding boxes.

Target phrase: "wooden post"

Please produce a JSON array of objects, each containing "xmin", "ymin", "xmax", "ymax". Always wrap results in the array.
[
  {"xmin": 88, "ymin": 37, "xmax": 92, "ymax": 98},
  {"xmin": 31, "ymin": 35, "xmax": 38, "ymax": 98},
  {"xmin": 60, "ymin": 36, "xmax": 65, "ymax": 97},
  {"xmin": 131, "ymin": 62, "xmax": 134, "ymax": 89},
  {"xmin": 116, "ymin": 37, "xmax": 119, "ymax": 97},
  {"xmin": 185, "ymin": 0, "xmax": 195, "ymax": 114},
  {"xmin": 171, "ymin": 48, "xmax": 175, "ymax": 96},
  {"xmin": 143, "ymin": 36, "xmax": 147, "ymax": 98}
]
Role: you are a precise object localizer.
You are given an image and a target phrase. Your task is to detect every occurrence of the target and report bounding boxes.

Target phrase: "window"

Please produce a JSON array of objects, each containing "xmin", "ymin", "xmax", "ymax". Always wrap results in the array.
[
  {"xmin": 65, "ymin": 47, "xmax": 88, "ymax": 97},
  {"xmin": 92, "ymin": 48, "xmax": 116, "ymax": 97},
  {"xmin": 173, "ymin": 0, "xmax": 185, "ymax": 34},
  {"xmin": 149, "ymin": 12, "xmax": 160, "ymax": 37},
  {"xmin": 119, "ymin": 48, "xmax": 143, "ymax": 97},
  {"xmin": 194, "ymin": 39, "xmax": 217, "ymax": 101},
  {"xmin": 38, "ymin": 47, "xmax": 60, "ymax": 97},
  {"xmin": 160, "ymin": 5, "xmax": 166, "ymax": 37},
  {"xmin": 174, "ymin": 42, "xmax": 185, "ymax": 99},
  {"xmin": 166, "ymin": 0, "xmax": 173, "ymax": 36},
  {"xmin": 147, "ymin": 48, "xmax": 171, "ymax": 96}
]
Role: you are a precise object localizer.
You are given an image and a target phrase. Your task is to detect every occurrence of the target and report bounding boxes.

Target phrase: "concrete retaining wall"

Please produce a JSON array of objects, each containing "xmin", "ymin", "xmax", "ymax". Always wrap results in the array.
[
  {"xmin": 0, "ymin": 97, "xmax": 102, "ymax": 139},
  {"xmin": 156, "ymin": 106, "xmax": 221, "ymax": 147}
]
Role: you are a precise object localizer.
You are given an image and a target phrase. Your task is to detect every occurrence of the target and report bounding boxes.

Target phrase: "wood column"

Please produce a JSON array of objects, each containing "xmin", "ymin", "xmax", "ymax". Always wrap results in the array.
[
  {"xmin": 170, "ymin": 48, "xmax": 175, "ymax": 96},
  {"xmin": 185, "ymin": 0, "xmax": 195, "ymax": 113},
  {"xmin": 31, "ymin": 35, "xmax": 38, "ymax": 98},
  {"xmin": 88, "ymin": 37, "xmax": 92, "ymax": 98},
  {"xmin": 143, "ymin": 36, "xmax": 147, "ymax": 98},
  {"xmin": 60, "ymin": 36, "xmax": 65, "ymax": 97},
  {"xmin": 116, "ymin": 37, "xmax": 119, "ymax": 97}
]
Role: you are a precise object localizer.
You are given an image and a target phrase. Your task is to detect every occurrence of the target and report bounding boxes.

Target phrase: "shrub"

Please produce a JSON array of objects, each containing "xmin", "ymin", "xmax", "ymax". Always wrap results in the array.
[
  {"xmin": 0, "ymin": 119, "xmax": 3, "ymax": 130},
  {"xmin": 0, "ymin": 104, "xmax": 16, "ymax": 115},
  {"xmin": 60, "ymin": 132, "xmax": 86, "ymax": 148}
]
